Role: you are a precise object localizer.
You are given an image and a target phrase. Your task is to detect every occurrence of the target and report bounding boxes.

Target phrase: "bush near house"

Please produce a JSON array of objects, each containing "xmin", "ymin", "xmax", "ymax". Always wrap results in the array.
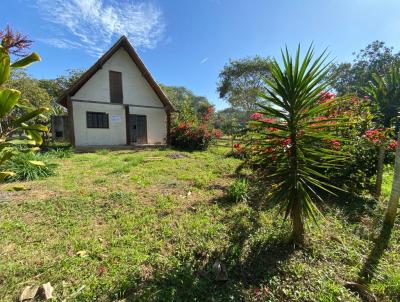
[
  {"xmin": 170, "ymin": 105, "xmax": 223, "ymax": 150},
  {"xmin": 170, "ymin": 122, "xmax": 222, "ymax": 150}
]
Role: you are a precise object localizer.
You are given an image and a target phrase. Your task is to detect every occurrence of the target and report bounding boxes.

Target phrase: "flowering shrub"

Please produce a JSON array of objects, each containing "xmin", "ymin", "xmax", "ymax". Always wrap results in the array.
[
  {"xmin": 170, "ymin": 104, "xmax": 222, "ymax": 151},
  {"xmin": 170, "ymin": 122, "xmax": 221, "ymax": 150}
]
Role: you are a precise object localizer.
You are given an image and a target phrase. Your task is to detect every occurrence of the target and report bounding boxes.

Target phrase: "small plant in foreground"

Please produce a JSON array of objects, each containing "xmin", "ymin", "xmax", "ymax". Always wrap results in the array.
[
  {"xmin": 227, "ymin": 178, "xmax": 248, "ymax": 202},
  {"xmin": 4, "ymin": 152, "xmax": 56, "ymax": 181}
]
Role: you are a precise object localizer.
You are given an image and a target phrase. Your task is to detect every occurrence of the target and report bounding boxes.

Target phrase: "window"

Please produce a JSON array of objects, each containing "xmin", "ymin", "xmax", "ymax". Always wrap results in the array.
[
  {"xmin": 86, "ymin": 112, "xmax": 109, "ymax": 128},
  {"xmin": 109, "ymin": 71, "xmax": 123, "ymax": 103}
]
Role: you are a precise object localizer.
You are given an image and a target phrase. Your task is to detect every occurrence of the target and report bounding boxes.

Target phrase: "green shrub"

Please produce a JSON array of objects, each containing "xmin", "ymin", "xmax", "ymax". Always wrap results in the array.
[
  {"xmin": 3, "ymin": 152, "xmax": 56, "ymax": 181},
  {"xmin": 43, "ymin": 148, "xmax": 73, "ymax": 159},
  {"xmin": 227, "ymin": 179, "xmax": 248, "ymax": 202}
]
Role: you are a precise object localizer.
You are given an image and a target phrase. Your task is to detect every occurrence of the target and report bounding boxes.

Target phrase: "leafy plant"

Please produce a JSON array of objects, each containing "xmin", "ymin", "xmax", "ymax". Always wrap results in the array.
[
  {"xmin": 363, "ymin": 65, "xmax": 400, "ymax": 197},
  {"xmin": 170, "ymin": 122, "xmax": 222, "ymax": 151},
  {"xmin": 246, "ymin": 45, "xmax": 349, "ymax": 244},
  {"xmin": 3, "ymin": 152, "xmax": 56, "ymax": 181},
  {"xmin": 227, "ymin": 178, "xmax": 248, "ymax": 202},
  {"xmin": 0, "ymin": 27, "xmax": 48, "ymax": 181}
]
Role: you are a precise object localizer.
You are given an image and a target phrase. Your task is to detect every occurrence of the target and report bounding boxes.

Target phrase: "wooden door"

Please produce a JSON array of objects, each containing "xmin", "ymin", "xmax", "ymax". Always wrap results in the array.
[{"xmin": 130, "ymin": 115, "xmax": 147, "ymax": 144}]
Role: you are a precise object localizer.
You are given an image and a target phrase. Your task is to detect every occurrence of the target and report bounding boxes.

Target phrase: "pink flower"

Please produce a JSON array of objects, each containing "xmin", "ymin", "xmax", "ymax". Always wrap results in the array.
[
  {"xmin": 331, "ymin": 139, "xmax": 341, "ymax": 150},
  {"xmin": 250, "ymin": 112, "xmax": 263, "ymax": 120}
]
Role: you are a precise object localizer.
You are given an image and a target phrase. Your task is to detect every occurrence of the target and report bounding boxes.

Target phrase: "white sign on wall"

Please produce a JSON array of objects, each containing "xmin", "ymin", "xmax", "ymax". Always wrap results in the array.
[{"xmin": 111, "ymin": 115, "xmax": 122, "ymax": 123}]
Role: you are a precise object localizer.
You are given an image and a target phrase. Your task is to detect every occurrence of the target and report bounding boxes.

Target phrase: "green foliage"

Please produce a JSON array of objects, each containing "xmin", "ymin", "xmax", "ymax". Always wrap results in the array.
[
  {"xmin": 363, "ymin": 65, "xmax": 400, "ymax": 128},
  {"xmin": 5, "ymin": 70, "xmax": 51, "ymax": 110},
  {"xmin": 44, "ymin": 147, "xmax": 73, "ymax": 159},
  {"xmin": 170, "ymin": 123, "xmax": 221, "ymax": 151},
  {"xmin": 160, "ymin": 84, "xmax": 213, "ymax": 124},
  {"xmin": 227, "ymin": 178, "xmax": 248, "ymax": 202},
  {"xmin": 330, "ymin": 41, "xmax": 400, "ymax": 96},
  {"xmin": 217, "ymin": 56, "xmax": 271, "ymax": 112},
  {"xmin": 246, "ymin": 45, "xmax": 348, "ymax": 243},
  {"xmin": 3, "ymin": 152, "xmax": 56, "ymax": 181},
  {"xmin": 0, "ymin": 30, "xmax": 49, "ymax": 181}
]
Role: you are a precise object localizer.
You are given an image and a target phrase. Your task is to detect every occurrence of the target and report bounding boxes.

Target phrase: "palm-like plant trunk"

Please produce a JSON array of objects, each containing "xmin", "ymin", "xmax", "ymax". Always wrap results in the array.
[
  {"xmin": 291, "ymin": 198, "xmax": 304, "ymax": 244},
  {"xmin": 384, "ymin": 131, "xmax": 400, "ymax": 228},
  {"xmin": 375, "ymin": 145, "xmax": 385, "ymax": 198},
  {"xmin": 290, "ymin": 132, "xmax": 305, "ymax": 245}
]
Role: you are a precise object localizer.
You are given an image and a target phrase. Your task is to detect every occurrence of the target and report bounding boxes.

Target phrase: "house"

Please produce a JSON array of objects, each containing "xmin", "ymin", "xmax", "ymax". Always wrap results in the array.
[{"xmin": 58, "ymin": 36, "xmax": 174, "ymax": 147}]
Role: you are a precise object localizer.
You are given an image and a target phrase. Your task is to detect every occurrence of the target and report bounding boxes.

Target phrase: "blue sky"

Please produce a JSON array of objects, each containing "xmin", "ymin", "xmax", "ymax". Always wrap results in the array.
[{"xmin": 2, "ymin": 0, "xmax": 400, "ymax": 109}]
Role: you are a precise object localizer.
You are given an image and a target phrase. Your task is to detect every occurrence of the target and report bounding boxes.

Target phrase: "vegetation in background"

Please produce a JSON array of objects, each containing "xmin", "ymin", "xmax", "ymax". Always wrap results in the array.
[
  {"xmin": 217, "ymin": 56, "xmax": 271, "ymax": 113},
  {"xmin": 330, "ymin": 41, "xmax": 400, "ymax": 96}
]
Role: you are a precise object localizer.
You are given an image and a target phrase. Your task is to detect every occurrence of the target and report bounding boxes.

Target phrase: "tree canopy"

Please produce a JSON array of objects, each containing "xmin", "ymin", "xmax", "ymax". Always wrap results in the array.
[
  {"xmin": 330, "ymin": 41, "xmax": 400, "ymax": 96},
  {"xmin": 217, "ymin": 56, "xmax": 271, "ymax": 112}
]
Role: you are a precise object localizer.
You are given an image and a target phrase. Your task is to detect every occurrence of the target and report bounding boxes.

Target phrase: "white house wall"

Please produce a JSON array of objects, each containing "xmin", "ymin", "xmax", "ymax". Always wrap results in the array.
[
  {"xmin": 72, "ymin": 48, "xmax": 165, "ymax": 108},
  {"xmin": 129, "ymin": 106, "xmax": 167, "ymax": 144},
  {"xmin": 73, "ymin": 102, "xmax": 126, "ymax": 146}
]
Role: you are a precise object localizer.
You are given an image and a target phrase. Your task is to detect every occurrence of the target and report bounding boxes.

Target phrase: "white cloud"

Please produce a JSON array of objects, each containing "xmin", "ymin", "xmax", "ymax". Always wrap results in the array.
[
  {"xmin": 200, "ymin": 57, "xmax": 209, "ymax": 64},
  {"xmin": 36, "ymin": 0, "xmax": 165, "ymax": 56}
]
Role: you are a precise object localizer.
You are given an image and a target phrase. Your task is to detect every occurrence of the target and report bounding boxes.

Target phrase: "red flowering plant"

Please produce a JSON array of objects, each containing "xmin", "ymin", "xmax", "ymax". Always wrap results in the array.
[
  {"xmin": 170, "ymin": 106, "xmax": 222, "ymax": 150},
  {"xmin": 240, "ymin": 46, "xmax": 355, "ymax": 244}
]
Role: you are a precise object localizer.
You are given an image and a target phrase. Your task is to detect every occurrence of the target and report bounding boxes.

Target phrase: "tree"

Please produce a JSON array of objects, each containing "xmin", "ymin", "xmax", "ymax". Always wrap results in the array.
[
  {"xmin": 217, "ymin": 56, "xmax": 271, "ymax": 112},
  {"xmin": 363, "ymin": 65, "xmax": 400, "ymax": 197},
  {"xmin": 330, "ymin": 41, "xmax": 400, "ymax": 96},
  {"xmin": 5, "ymin": 70, "xmax": 51, "ymax": 110},
  {"xmin": 159, "ymin": 84, "xmax": 213, "ymax": 123},
  {"xmin": 0, "ymin": 27, "xmax": 48, "ymax": 180},
  {"xmin": 39, "ymin": 69, "xmax": 85, "ymax": 102},
  {"xmin": 246, "ymin": 46, "xmax": 347, "ymax": 244}
]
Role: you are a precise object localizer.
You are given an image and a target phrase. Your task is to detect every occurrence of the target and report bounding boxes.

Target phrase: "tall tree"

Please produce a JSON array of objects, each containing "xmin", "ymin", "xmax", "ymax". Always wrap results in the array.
[
  {"xmin": 331, "ymin": 41, "xmax": 400, "ymax": 96},
  {"xmin": 5, "ymin": 70, "xmax": 51, "ymax": 110},
  {"xmin": 159, "ymin": 84, "xmax": 213, "ymax": 123},
  {"xmin": 217, "ymin": 56, "xmax": 271, "ymax": 112},
  {"xmin": 39, "ymin": 69, "xmax": 85, "ymax": 102}
]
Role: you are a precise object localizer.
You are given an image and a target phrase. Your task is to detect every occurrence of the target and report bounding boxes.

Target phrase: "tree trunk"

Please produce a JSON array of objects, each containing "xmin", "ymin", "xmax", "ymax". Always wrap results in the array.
[
  {"xmin": 375, "ymin": 145, "xmax": 385, "ymax": 198},
  {"xmin": 383, "ymin": 131, "xmax": 400, "ymax": 228},
  {"xmin": 291, "ymin": 199, "xmax": 304, "ymax": 245}
]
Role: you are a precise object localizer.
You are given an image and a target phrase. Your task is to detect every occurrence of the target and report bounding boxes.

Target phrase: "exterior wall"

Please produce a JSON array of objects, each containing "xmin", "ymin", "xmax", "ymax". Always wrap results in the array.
[
  {"xmin": 128, "ymin": 106, "xmax": 167, "ymax": 144},
  {"xmin": 72, "ymin": 48, "xmax": 165, "ymax": 108},
  {"xmin": 72, "ymin": 101, "xmax": 126, "ymax": 146}
]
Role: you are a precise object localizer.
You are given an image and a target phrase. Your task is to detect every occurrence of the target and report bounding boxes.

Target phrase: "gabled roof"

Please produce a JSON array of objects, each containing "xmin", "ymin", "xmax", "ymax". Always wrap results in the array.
[{"xmin": 58, "ymin": 36, "xmax": 174, "ymax": 111}]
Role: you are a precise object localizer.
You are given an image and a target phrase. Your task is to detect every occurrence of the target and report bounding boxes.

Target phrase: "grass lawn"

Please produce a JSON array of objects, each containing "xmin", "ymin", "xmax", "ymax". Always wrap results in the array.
[{"xmin": 0, "ymin": 147, "xmax": 399, "ymax": 301}]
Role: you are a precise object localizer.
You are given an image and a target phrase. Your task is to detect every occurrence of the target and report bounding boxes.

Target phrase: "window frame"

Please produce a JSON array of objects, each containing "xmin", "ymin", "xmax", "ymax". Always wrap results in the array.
[
  {"xmin": 109, "ymin": 70, "xmax": 123, "ymax": 104},
  {"xmin": 86, "ymin": 111, "xmax": 109, "ymax": 129}
]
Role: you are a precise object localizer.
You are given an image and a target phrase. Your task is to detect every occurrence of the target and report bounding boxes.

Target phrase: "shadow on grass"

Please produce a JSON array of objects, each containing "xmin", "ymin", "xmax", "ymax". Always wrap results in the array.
[
  {"xmin": 110, "ymin": 202, "xmax": 295, "ymax": 301},
  {"xmin": 357, "ymin": 223, "xmax": 393, "ymax": 284},
  {"xmin": 323, "ymin": 191, "xmax": 378, "ymax": 224}
]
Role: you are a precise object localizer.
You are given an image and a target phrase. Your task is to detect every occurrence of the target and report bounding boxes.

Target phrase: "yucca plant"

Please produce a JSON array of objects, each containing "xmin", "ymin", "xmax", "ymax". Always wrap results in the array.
[{"xmin": 247, "ymin": 46, "xmax": 349, "ymax": 244}]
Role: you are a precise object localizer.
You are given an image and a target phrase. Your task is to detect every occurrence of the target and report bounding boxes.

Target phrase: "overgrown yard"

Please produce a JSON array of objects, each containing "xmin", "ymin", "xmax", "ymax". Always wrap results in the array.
[{"xmin": 0, "ymin": 148, "xmax": 399, "ymax": 301}]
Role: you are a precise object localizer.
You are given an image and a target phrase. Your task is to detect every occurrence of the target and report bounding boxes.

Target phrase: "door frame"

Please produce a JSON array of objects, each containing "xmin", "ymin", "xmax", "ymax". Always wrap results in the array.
[{"xmin": 127, "ymin": 113, "xmax": 148, "ymax": 144}]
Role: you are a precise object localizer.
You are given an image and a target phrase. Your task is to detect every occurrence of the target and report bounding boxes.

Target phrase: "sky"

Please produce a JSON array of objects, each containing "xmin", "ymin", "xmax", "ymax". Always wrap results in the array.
[{"xmin": 2, "ymin": 0, "xmax": 400, "ymax": 110}]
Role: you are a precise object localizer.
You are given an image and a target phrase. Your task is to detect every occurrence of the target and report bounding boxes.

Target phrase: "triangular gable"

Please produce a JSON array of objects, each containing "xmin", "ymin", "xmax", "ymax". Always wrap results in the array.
[{"xmin": 58, "ymin": 36, "xmax": 174, "ymax": 111}]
